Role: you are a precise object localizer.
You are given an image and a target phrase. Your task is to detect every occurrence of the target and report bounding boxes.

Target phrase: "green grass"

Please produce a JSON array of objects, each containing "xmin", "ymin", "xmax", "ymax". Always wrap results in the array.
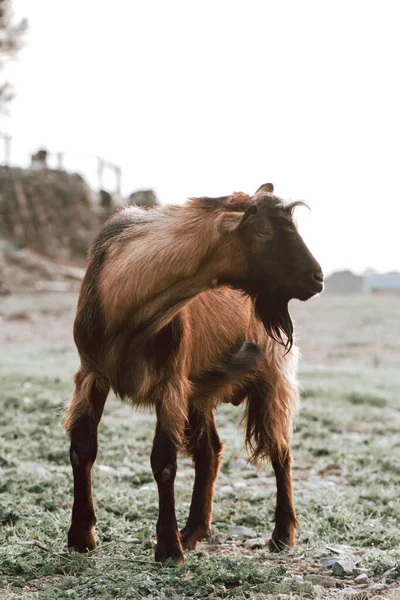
[{"xmin": 1, "ymin": 293, "xmax": 400, "ymax": 598}]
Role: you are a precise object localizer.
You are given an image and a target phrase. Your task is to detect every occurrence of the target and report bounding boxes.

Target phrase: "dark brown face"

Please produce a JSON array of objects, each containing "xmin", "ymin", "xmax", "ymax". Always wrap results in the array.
[
  {"xmin": 236, "ymin": 193, "xmax": 323, "ymax": 301},
  {"xmin": 232, "ymin": 190, "xmax": 323, "ymax": 349}
]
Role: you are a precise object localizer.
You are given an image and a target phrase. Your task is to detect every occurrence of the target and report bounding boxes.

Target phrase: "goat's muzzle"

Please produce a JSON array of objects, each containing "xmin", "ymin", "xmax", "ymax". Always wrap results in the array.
[{"xmin": 294, "ymin": 269, "xmax": 324, "ymax": 301}]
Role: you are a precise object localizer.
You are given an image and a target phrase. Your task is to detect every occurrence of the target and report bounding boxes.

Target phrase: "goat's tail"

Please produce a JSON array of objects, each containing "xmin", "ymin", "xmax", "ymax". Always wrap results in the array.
[{"xmin": 243, "ymin": 341, "xmax": 300, "ymax": 463}]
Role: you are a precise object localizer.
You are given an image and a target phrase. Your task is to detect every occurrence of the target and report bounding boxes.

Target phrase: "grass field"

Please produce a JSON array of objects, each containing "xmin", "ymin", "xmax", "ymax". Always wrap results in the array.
[{"xmin": 1, "ymin": 292, "xmax": 400, "ymax": 599}]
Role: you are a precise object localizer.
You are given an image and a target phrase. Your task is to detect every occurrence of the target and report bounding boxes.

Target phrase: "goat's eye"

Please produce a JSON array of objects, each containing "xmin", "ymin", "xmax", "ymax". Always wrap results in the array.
[{"xmin": 256, "ymin": 230, "xmax": 272, "ymax": 240}]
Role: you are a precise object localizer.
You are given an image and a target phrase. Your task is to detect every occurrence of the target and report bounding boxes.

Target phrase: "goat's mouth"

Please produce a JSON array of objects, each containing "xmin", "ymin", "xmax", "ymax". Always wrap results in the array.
[
  {"xmin": 293, "ymin": 280, "xmax": 324, "ymax": 301},
  {"xmin": 285, "ymin": 270, "xmax": 324, "ymax": 301},
  {"xmin": 248, "ymin": 276, "xmax": 324, "ymax": 304}
]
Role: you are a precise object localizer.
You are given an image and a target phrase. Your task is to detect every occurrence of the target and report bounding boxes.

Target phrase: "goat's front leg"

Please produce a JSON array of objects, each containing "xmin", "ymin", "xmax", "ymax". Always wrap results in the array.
[
  {"xmin": 151, "ymin": 423, "xmax": 184, "ymax": 564},
  {"xmin": 180, "ymin": 407, "xmax": 223, "ymax": 550},
  {"xmin": 269, "ymin": 449, "xmax": 298, "ymax": 552},
  {"xmin": 247, "ymin": 371, "xmax": 298, "ymax": 552}
]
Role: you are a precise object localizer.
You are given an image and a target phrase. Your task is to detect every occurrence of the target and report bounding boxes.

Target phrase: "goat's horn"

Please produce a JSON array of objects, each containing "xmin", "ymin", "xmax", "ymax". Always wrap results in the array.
[{"xmin": 255, "ymin": 183, "xmax": 274, "ymax": 194}]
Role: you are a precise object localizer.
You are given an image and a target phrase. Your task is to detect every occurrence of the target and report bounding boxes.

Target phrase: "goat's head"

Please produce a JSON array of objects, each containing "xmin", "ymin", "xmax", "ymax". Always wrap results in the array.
[{"xmin": 228, "ymin": 183, "xmax": 324, "ymax": 349}]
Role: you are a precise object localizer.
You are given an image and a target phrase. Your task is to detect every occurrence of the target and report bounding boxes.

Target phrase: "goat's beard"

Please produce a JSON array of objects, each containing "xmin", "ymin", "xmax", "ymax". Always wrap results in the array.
[{"xmin": 252, "ymin": 288, "xmax": 294, "ymax": 353}]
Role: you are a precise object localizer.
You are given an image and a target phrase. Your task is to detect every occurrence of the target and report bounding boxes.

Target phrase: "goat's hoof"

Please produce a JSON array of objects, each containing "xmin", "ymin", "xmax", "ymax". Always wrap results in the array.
[
  {"xmin": 155, "ymin": 540, "xmax": 184, "ymax": 565},
  {"xmin": 67, "ymin": 525, "xmax": 96, "ymax": 553},
  {"xmin": 180, "ymin": 535, "xmax": 197, "ymax": 551},
  {"xmin": 180, "ymin": 526, "xmax": 210, "ymax": 551},
  {"xmin": 268, "ymin": 528, "xmax": 295, "ymax": 553}
]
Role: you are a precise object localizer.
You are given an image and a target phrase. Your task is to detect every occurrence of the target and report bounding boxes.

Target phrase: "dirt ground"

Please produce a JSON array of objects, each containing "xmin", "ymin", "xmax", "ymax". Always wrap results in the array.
[{"xmin": 0, "ymin": 291, "xmax": 400, "ymax": 599}]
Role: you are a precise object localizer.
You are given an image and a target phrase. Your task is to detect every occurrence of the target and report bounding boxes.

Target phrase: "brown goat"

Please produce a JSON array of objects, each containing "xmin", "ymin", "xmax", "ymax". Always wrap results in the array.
[{"xmin": 65, "ymin": 183, "xmax": 323, "ymax": 563}]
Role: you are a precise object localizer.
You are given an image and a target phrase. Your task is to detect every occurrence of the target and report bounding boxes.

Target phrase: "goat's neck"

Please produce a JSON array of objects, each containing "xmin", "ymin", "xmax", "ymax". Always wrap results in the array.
[{"xmin": 131, "ymin": 215, "xmax": 244, "ymax": 337}]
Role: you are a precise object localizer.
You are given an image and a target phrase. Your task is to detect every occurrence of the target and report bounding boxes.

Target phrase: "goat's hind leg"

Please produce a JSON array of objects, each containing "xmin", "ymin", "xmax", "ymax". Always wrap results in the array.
[
  {"xmin": 65, "ymin": 368, "xmax": 109, "ymax": 552},
  {"xmin": 180, "ymin": 407, "xmax": 223, "ymax": 550}
]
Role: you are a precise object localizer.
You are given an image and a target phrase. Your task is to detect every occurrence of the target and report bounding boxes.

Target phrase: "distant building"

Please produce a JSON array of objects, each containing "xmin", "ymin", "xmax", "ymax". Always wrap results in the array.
[
  {"xmin": 324, "ymin": 270, "xmax": 400, "ymax": 294},
  {"xmin": 324, "ymin": 270, "xmax": 363, "ymax": 293},
  {"xmin": 362, "ymin": 272, "xmax": 400, "ymax": 293}
]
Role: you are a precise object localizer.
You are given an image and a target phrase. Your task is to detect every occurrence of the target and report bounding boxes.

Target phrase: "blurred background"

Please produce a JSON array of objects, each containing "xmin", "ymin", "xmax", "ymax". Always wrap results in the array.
[
  {"xmin": 1, "ymin": 2, "xmax": 400, "ymax": 598},
  {"xmin": 1, "ymin": 0, "xmax": 400, "ymax": 293}
]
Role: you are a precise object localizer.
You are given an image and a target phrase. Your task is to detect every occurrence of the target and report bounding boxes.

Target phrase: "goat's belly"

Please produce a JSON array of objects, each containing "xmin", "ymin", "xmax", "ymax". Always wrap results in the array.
[
  {"xmin": 110, "ymin": 364, "xmax": 162, "ymax": 407},
  {"xmin": 109, "ymin": 353, "xmax": 191, "ymax": 410}
]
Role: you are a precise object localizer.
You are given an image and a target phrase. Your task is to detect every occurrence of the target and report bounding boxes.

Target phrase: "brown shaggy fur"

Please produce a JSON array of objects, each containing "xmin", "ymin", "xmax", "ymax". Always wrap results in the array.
[{"xmin": 65, "ymin": 183, "xmax": 323, "ymax": 562}]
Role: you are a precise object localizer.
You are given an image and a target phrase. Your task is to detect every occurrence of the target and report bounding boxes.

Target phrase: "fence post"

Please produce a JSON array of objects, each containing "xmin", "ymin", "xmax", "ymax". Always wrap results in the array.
[
  {"xmin": 1, "ymin": 133, "xmax": 12, "ymax": 165},
  {"xmin": 115, "ymin": 165, "xmax": 121, "ymax": 194},
  {"xmin": 97, "ymin": 156, "xmax": 105, "ymax": 191},
  {"xmin": 56, "ymin": 152, "xmax": 64, "ymax": 170}
]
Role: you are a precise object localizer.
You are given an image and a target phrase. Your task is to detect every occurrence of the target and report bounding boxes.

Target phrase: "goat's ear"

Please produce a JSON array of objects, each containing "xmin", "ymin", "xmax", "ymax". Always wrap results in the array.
[
  {"xmin": 255, "ymin": 183, "xmax": 274, "ymax": 194},
  {"xmin": 236, "ymin": 204, "xmax": 259, "ymax": 230}
]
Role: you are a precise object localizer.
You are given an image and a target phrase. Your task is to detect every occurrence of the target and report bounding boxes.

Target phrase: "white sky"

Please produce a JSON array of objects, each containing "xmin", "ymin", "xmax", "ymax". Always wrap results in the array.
[{"xmin": 2, "ymin": 0, "xmax": 400, "ymax": 275}]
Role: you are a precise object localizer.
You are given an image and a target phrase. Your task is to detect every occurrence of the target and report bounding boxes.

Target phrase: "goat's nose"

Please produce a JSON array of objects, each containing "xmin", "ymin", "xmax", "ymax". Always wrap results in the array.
[{"xmin": 312, "ymin": 271, "xmax": 324, "ymax": 283}]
